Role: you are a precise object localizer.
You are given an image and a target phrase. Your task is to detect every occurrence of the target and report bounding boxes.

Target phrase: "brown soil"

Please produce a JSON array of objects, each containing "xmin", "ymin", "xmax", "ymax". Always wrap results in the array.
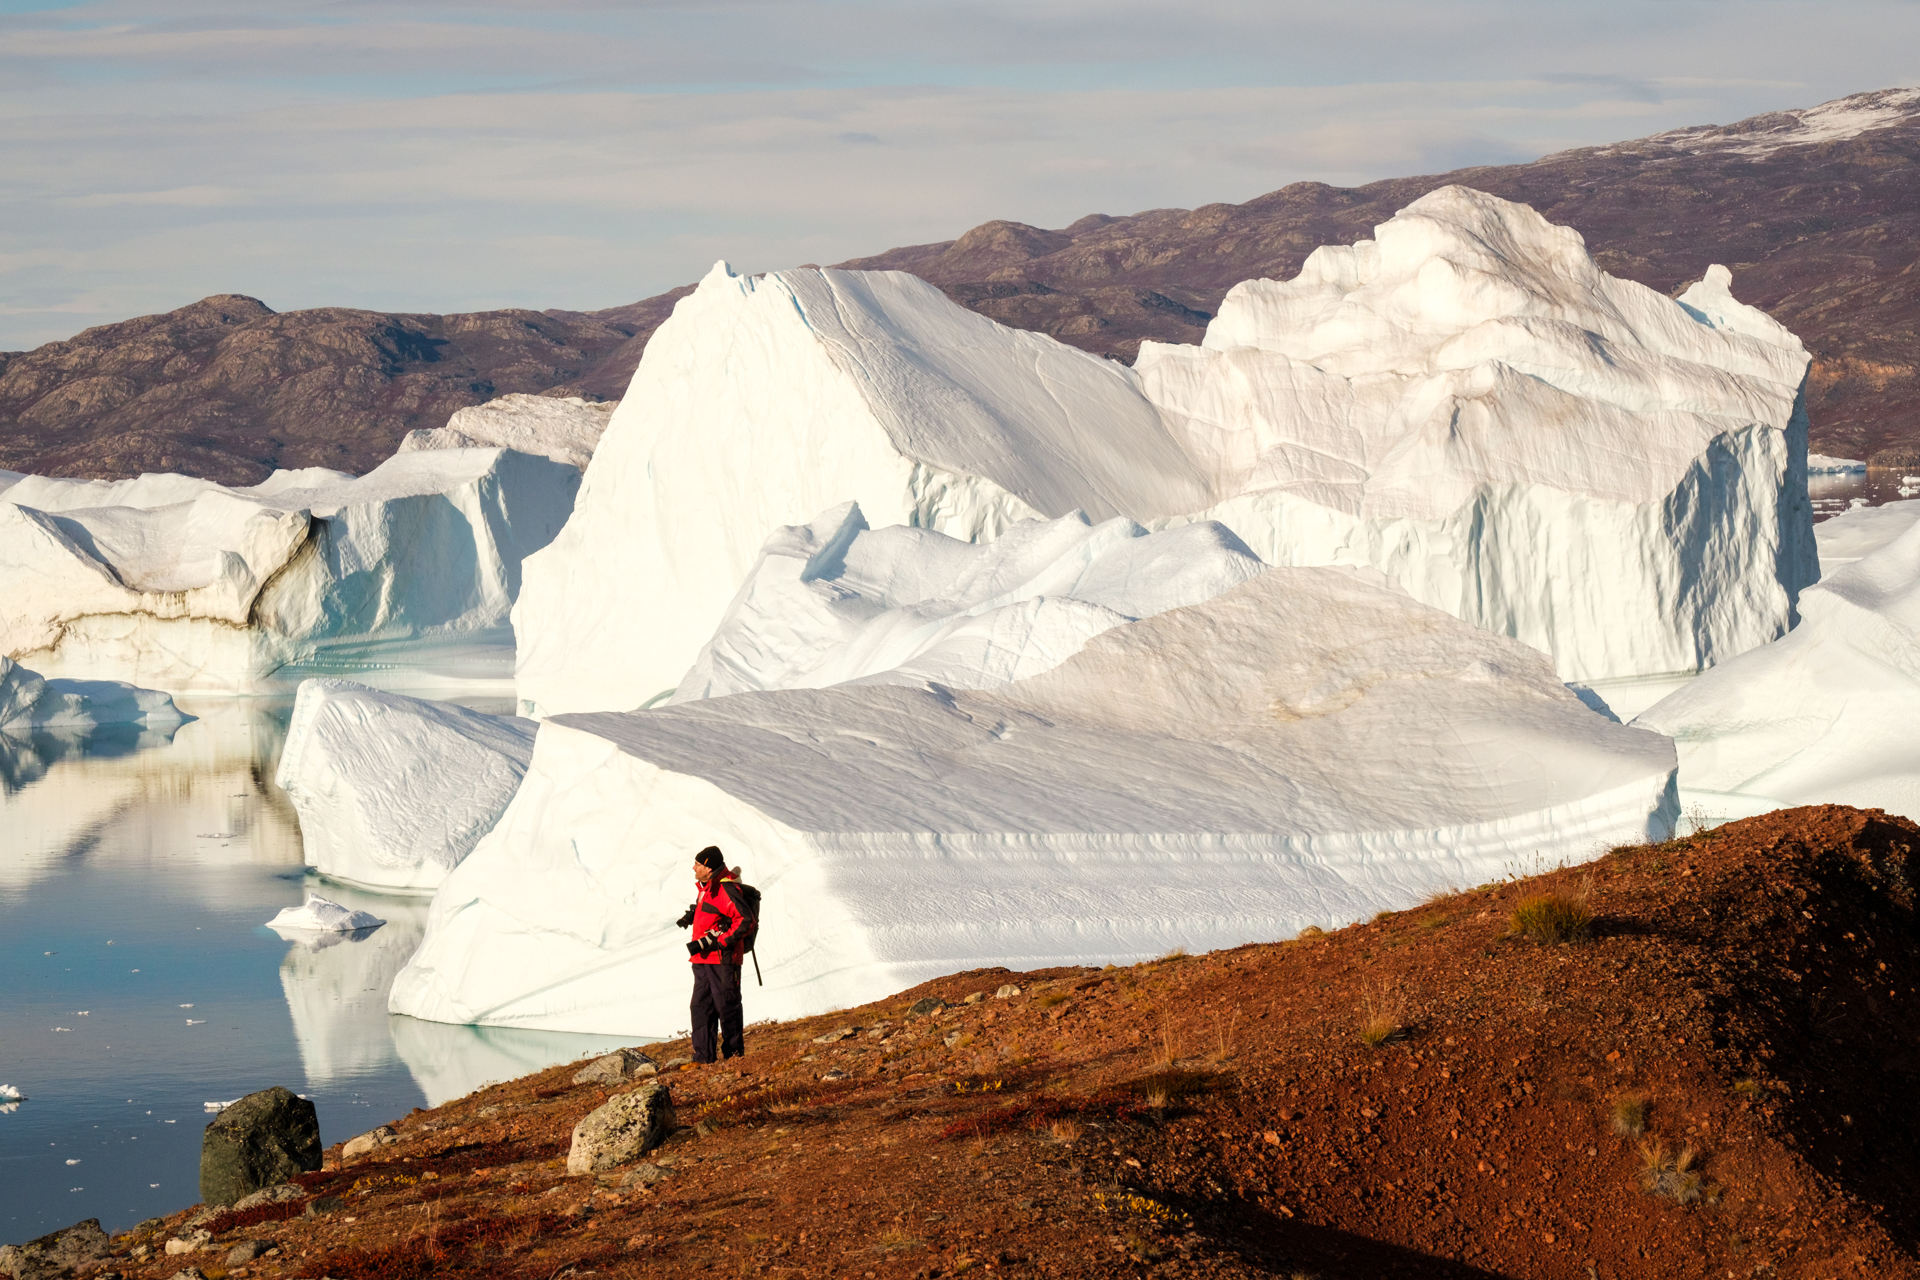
[{"xmin": 86, "ymin": 805, "xmax": 1920, "ymax": 1279}]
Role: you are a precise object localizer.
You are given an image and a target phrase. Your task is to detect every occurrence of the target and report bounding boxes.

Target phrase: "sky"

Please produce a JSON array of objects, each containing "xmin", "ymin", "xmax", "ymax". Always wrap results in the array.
[{"xmin": 1, "ymin": 0, "xmax": 1916, "ymax": 350}]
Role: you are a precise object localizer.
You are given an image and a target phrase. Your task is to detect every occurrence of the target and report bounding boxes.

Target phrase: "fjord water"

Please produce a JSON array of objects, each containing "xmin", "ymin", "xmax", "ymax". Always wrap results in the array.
[{"xmin": 0, "ymin": 695, "xmax": 632, "ymax": 1241}]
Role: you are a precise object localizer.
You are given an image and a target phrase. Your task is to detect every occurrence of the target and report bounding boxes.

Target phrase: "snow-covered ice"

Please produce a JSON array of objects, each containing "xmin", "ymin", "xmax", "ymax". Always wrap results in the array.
[
  {"xmin": 1, "ymin": 448, "xmax": 579, "ymax": 692},
  {"xmin": 516, "ymin": 190, "xmax": 1813, "ymax": 717},
  {"xmin": 671, "ymin": 503, "xmax": 1264, "ymax": 702},
  {"xmin": 1639, "ymin": 503, "xmax": 1920, "ymax": 823},
  {"xmin": 401, "ymin": 394, "xmax": 614, "ymax": 472},
  {"xmin": 0, "ymin": 655, "xmax": 187, "ymax": 730},
  {"xmin": 266, "ymin": 894, "xmax": 386, "ymax": 933},
  {"xmin": 1140, "ymin": 188, "xmax": 1817, "ymax": 694},
  {"xmin": 512, "ymin": 261, "xmax": 1213, "ymax": 716},
  {"xmin": 394, "ymin": 568, "xmax": 1678, "ymax": 1034},
  {"xmin": 1816, "ymin": 498, "xmax": 1920, "ymax": 569},
  {"xmin": 275, "ymin": 679, "xmax": 537, "ymax": 892}
]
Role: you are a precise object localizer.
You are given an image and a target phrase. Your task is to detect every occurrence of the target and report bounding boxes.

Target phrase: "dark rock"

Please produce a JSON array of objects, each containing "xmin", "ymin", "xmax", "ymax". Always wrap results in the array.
[
  {"xmin": 231, "ymin": 1183, "xmax": 305, "ymax": 1211},
  {"xmin": 0, "ymin": 1218, "xmax": 110, "ymax": 1280},
  {"xmin": 198, "ymin": 1086, "xmax": 321, "ymax": 1207},
  {"xmin": 906, "ymin": 997, "xmax": 946, "ymax": 1017},
  {"xmin": 304, "ymin": 1196, "xmax": 346, "ymax": 1218},
  {"xmin": 225, "ymin": 1240, "xmax": 273, "ymax": 1265}
]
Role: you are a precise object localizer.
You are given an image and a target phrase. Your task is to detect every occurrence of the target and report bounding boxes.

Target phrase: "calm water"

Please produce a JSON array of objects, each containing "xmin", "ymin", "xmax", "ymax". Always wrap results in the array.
[
  {"xmin": 1810, "ymin": 469, "xmax": 1918, "ymax": 520},
  {"xmin": 0, "ymin": 694, "xmax": 633, "ymax": 1241}
]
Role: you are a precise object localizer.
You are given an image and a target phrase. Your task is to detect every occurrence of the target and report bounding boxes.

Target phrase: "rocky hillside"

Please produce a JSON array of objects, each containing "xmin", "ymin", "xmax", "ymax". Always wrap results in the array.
[
  {"xmin": 3, "ymin": 88, "xmax": 1915, "ymax": 484},
  {"xmin": 52, "ymin": 804, "xmax": 1920, "ymax": 1279}
]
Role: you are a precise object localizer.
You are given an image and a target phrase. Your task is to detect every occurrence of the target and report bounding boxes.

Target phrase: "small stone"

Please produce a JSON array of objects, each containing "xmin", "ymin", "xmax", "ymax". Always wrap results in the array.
[
  {"xmin": 231, "ymin": 1183, "xmax": 305, "ymax": 1211},
  {"xmin": 226, "ymin": 1240, "xmax": 274, "ymax": 1265},
  {"xmin": 566, "ymin": 1084, "xmax": 677, "ymax": 1176},
  {"xmin": 964, "ymin": 991, "xmax": 988, "ymax": 1004},
  {"xmin": 943, "ymin": 1031, "xmax": 965, "ymax": 1048},
  {"xmin": 993, "ymin": 985, "xmax": 1021, "ymax": 999},
  {"xmin": 619, "ymin": 1162, "xmax": 673, "ymax": 1187},
  {"xmin": 304, "ymin": 1196, "xmax": 346, "ymax": 1217},
  {"xmin": 812, "ymin": 1027, "xmax": 857, "ymax": 1044},
  {"xmin": 572, "ymin": 1048, "xmax": 658, "ymax": 1087},
  {"xmin": 661, "ymin": 1057, "xmax": 692, "ymax": 1069},
  {"xmin": 172, "ymin": 1270, "xmax": 209, "ymax": 1280},
  {"xmin": 906, "ymin": 997, "xmax": 946, "ymax": 1017},
  {"xmin": 340, "ymin": 1125, "xmax": 400, "ymax": 1160},
  {"xmin": 820, "ymin": 1069, "xmax": 849, "ymax": 1081},
  {"xmin": 164, "ymin": 1230, "xmax": 211, "ymax": 1256}
]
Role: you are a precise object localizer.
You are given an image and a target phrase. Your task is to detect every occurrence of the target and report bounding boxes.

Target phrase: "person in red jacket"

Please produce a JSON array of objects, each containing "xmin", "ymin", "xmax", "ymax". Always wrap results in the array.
[{"xmin": 674, "ymin": 845, "xmax": 752, "ymax": 1062}]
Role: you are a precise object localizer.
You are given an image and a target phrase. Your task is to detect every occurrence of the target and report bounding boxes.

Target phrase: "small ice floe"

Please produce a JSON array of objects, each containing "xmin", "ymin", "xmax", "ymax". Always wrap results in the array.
[
  {"xmin": 76, "ymin": 1011, "xmax": 88, "ymax": 1016},
  {"xmin": 266, "ymin": 894, "xmax": 385, "ymax": 934},
  {"xmin": 179, "ymin": 1004, "xmax": 193, "ymax": 1009},
  {"xmin": 186, "ymin": 1019, "xmax": 205, "ymax": 1026},
  {"xmin": 204, "ymin": 1099, "xmax": 239, "ymax": 1112},
  {"xmin": 65, "ymin": 1159, "xmax": 80, "ymax": 1166},
  {"xmin": 0, "ymin": 1084, "xmax": 24, "ymax": 1113}
]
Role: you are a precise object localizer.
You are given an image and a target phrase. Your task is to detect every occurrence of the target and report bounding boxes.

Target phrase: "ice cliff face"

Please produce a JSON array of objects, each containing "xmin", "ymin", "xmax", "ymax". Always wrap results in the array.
[
  {"xmin": 1140, "ymin": 187, "xmax": 1816, "ymax": 703},
  {"xmin": 275, "ymin": 679, "xmax": 537, "ymax": 892},
  {"xmin": 394, "ymin": 569, "xmax": 1678, "ymax": 1034},
  {"xmin": 1637, "ymin": 500, "xmax": 1920, "ymax": 821},
  {"xmin": 512, "ymin": 262, "xmax": 1214, "ymax": 716},
  {"xmin": 0, "ymin": 448, "xmax": 580, "ymax": 691},
  {"xmin": 671, "ymin": 503, "xmax": 1264, "ymax": 702},
  {"xmin": 515, "ymin": 189, "xmax": 1814, "ymax": 718},
  {"xmin": 400, "ymin": 393, "xmax": 615, "ymax": 472}
]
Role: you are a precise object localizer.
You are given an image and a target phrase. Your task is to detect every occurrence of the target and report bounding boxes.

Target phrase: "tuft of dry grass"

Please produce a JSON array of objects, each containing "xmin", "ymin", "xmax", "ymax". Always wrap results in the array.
[
  {"xmin": 873, "ymin": 1226, "xmax": 922, "ymax": 1253},
  {"xmin": 1213, "ymin": 1008, "xmax": 1239, "ymax": 1063},
  {"xmin": 1639, "ymin": 1140, "xmax": 1716, "ymax": 1204},
  {"xmin": 1356, "ymin": 988, "xmax": 1406, "ymax": 1049},
  {"xmin": 1157, "ymin": 947, "xmax": 1189, "ymax": 962},
  {"xmin": 1509, "ymin": 886, "xmax": 1593, "ymax": 944},
  {"xmin": 1295, "ymin": 925, "xmax": 1326, "ymax": 942},
  {"xmin": 1047, "ymin": 1118, "xmax": 1083, "ymax": 1144},
  {"xmin": 1145, "ymin": 1087, "xmax": 1170, "ymax": 1110},
  {"xmin": 1611, "ymin": 1093, "xmax": 1649, "ymax": 1137}
]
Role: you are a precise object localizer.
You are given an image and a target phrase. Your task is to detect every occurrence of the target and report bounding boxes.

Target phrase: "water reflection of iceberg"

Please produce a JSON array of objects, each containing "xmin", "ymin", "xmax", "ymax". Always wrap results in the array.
[
  {"xmin": 389, "ymin": 1016, "xmax": 643, "ymax": 1108},
  {"xmin": 0, "ymin": 696, "xmax": 302, "ymax": 898},
  {"xmin": 277, "ymin": 884, "xmax": 427, "ymax": 1087}
]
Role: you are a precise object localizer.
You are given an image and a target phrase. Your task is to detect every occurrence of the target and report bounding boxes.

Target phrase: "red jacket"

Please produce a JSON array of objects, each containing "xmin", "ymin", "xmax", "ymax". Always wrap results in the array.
[{"xmin": 690, "ymin": 871, "xmax": 751, "ymax": 965}]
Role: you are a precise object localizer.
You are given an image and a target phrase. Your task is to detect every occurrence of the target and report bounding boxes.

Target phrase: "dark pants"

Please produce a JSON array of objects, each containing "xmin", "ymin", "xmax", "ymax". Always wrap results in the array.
[{"xmin": 690, "ymin": 963, "xmax": 744, "ymax": 1062}]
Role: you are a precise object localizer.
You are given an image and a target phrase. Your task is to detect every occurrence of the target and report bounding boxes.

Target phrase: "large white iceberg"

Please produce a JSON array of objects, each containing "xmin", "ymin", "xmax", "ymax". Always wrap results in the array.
[
  {"xmin": 0, "ymin": 447, "xmax": 579, "ymax": 692},
  {"xmin": 671, "ymin": 503, "xmax": 1264, "ymax": 701},
  {"xmin": 394, "ymin": 568, "xmax": 1678, "ymax": 1035},
  {"xmin": 400, "ymin": 393, "xmax": 615, "ymax": 472},
  {"xmin": 1139, "ymin": 188, "xmax": 1816, "ymax": 712},
  {"xmin": 275, "ymin": 678, "xmax": 537, "ymax": 892},
  {"xmin": 512, "ymin": 261, "xmax": 1214, "ymax": 716},
  {"xmin": 0, "ymin": 654, "xmax": 186, "ymax": 729},
  {"xmin": 1638, "ymin": 500, "xmax": 1920, "ymax": 822},
  {"xmin": 514, "ymin": 189, "xmax": 1814, "ymax": 719}
]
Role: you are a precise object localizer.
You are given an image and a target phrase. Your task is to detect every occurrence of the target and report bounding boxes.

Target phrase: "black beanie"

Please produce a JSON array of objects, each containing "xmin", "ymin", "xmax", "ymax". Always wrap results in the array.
[{"xmin": 694, "ymin": 845, "xmax": 726, "ymax": 872}]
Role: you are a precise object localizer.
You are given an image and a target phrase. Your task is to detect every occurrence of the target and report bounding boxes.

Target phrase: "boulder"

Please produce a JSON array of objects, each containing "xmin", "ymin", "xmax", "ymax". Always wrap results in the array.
[
  {"xmin": 0, "ymin": 1219, "xmax": 110, "ymax": 1280},
  {"xmin": 198, "ymin": 1086, "xmax": 322, "ymax": 1207},
  {"xmin": 225, "ymin": 1240, "xmax": 273, "ymax": 1266},
  {"xmin": 571, "ymin": 1049, "xmax": 658, "ymax": 1087},
  {"xmin": 232, "ymin": 1182, "xmax": 307, "ymax": 1211},
  {"xmin": 565, "ymin": 1084, "xmax": 676, "ymax": 1176}
]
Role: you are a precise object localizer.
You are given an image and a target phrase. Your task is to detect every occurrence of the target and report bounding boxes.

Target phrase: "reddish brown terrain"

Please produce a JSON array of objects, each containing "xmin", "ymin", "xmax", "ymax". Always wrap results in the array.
[
  {"xmin": 1, "ymin": 89, "xmax": 1916, "ymax": 484},
  {"xmin": 64, "ymin": 804, "xmax": 1918, "ymax": 1280}
]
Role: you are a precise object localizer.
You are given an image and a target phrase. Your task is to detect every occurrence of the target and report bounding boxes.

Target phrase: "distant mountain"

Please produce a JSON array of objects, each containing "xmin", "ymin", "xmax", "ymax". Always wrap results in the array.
[{"xmin": 3, "ymin": 88, "xmax": 1914, "ymax": 484}]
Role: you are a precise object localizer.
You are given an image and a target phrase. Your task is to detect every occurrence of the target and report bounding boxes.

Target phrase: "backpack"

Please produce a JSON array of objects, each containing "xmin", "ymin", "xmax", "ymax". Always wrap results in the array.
[{"xmin": 733, "ymin": 880, "xmax": 763, "ymax": 952}]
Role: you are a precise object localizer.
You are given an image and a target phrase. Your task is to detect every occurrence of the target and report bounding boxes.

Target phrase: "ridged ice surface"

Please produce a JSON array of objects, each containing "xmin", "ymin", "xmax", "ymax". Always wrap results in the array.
[
  {"xmin": 275, "ymin": 679, "xmax": 537, "ymax": 892},
  {"xmin": 1639, "ymin": 504, "xmax": 1920, "ymax": 822},
  {"xmin": 393, "ymin": 569, "xmax": 1678, "ymax": 1034},
  {"xmin": 0, "ymin": 448, "xmax": 580, "ymax": 691}
]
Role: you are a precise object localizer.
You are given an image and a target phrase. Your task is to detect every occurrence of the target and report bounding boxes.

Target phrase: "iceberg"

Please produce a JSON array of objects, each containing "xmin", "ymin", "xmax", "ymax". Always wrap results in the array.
[
  {"xmin": 1815, "ymin": 498, "xmax": 1920, "ymax": 570},
  {"xmin": 275, "ymin": 679, "xmax": 537, "ymax": 892},
  {"xmin": 1139, "ymin": 188, "xmax": 1816, "ymax": 712},
  {"xmin": 1, "ymin": 447, "xmax": 580, "ymax": 692},
  {"xmin": 514, "ymin": 190, "xmax": 1814, "ymax": 719},
  {"xmin": 0, "ymin": 654, "xmax": 187, "ymax": 729},
  {"xmin": 394, "ymin": 568, "xmax": 1678, "ymax": 1035},
  {"xmin": 267, "ymin": 893, "xmax": 387, "ymax": 933},
  {"xmin": 1808, "ymin": 454, "xmax": 1867, "ymax": 474},
  {"xmin": 275, "ymin": 887, "xmax": 424, "ymax": 1085},
  {"xmin": 512, "ymin": 261, "xmax": 1213, "ymax": 716},
  {"xmin": 400, "ymin": 393, "xmax": 615, "ymax": 472},
  {"xmin": 670, "ymin": 503, "xmax": 1265, "ymax": 702},
  {"xmin": 1638, "ymin": 503, "xmax": 1920, "ymax": 822}
]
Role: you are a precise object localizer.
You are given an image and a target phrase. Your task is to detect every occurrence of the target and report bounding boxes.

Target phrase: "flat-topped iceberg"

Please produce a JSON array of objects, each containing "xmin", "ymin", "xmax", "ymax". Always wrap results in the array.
[
  {"xmin": 1638, "ymin": 501, "xmax": 1920, "ymax": 822},
  {"xmin": 0, "ymin": 654, "xmax": 186, "ymax": 729},
  {"xmin": 275, "ymin": 679, "xmax": 537, "ymax": 892},
  {"xmin": 400, "ymin": 393, "xmax": 615, "ymax": 472},
  {"xmin": 267, "ymin": 893, "xmax": 386, "ymax": 933},
  {"xmin": 394, "ymin": 568, "xmax": 1678, "ymax": 1035},
  {"xmin": 671, "ymin": 503, "xmax": 1264, "ymax": 701},
  {"xmin": 513, "ymin": 261, "xmax": 1214, "ymax": 716},
  {"xmin": 1140, "ymin": 187, "xmax": 1816, "ymax": 707},
  {"xmin": 1, "ymin": 448, "xmax": 579, "ymax": 692},
  {"xmin": 515, "ymin": 188, "xmax": 1814, "ymax": 718}
]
